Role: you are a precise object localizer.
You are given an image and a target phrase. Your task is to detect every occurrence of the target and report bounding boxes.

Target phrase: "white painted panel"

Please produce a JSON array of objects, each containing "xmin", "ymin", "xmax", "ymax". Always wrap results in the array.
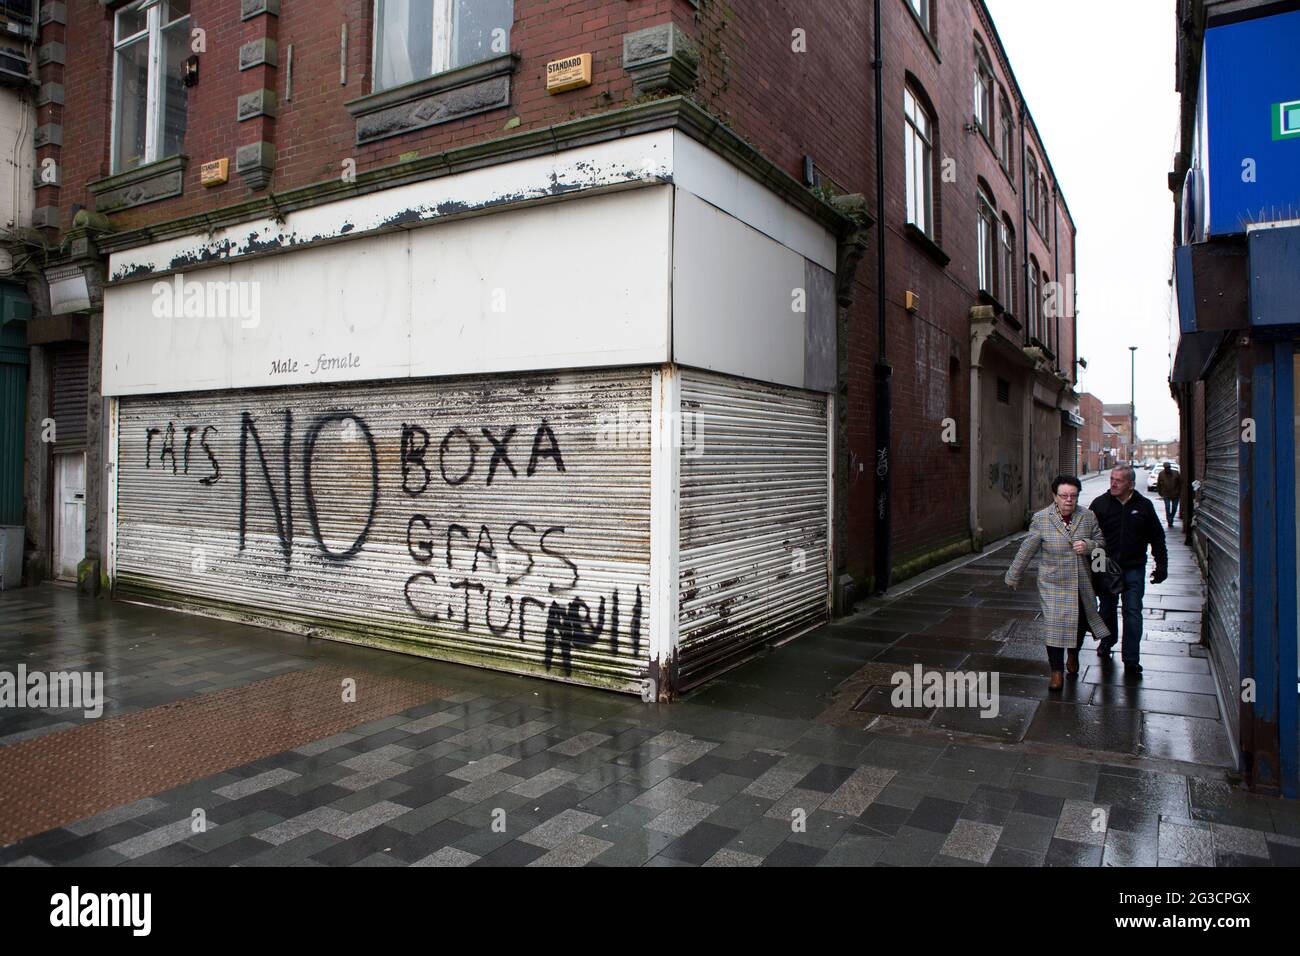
[
  {"xmin": 106, "ymin": 130, "xmax": 675, "ymax": 282},
  {"xmin": 232, "ymin": 234, "xmax": 413, "ymax": 388},
  {"xmin": 672, "ymin": 190, "xmax": 806, "ymax": 389},
  {"xmin": 409, "ymin": 186, "xmax": 671, "ymax": 376},
  {"xmin": 103, "ymin": 187, "xmax": 673, "ymax": 396},
  {"xmin": 672, "ymin": 132, "xmax": 836, "ymax": 270}
]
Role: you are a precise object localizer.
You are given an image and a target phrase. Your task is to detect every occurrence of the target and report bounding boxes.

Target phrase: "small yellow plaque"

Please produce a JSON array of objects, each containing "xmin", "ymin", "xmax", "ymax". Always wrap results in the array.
[
  {"xmin": 200, "ymin": 158, "xmax": 229, "ymax": 187},
  {"xmin": 546, "ymin": 53, "xmax": 592, "ymax": 94}
]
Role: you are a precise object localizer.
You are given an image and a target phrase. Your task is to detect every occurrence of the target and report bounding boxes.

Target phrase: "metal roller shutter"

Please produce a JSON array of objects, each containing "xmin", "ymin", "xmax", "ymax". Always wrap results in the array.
[
  {"xmin": 1201, "ymin": 352, "xmax": 1241, "ymax": 739},
  {"xmin": 1059, "ymin": 424, "xmax": 1078, "ymax": 477},
  {"xmin": 676, "ymin": 368, "xmax": 830, "ymax": 688},
  {"xmin": 52, "ymin": 346, "xmax": 89, "ymax": 450},
  {"xmin": 115, "ymin": 367, "xmax": 653, "ymax": 691}
]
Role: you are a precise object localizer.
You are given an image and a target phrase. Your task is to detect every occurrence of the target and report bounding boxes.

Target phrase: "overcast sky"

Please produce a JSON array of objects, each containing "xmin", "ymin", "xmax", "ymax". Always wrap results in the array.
[{"xmin": 984, "ymin": 0, "xmax": 1181, "ymax": 441}]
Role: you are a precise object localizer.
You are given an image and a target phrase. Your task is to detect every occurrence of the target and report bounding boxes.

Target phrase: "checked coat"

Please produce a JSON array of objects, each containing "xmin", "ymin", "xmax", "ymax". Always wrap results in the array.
[{"xmin": 1004, "ymin": 504, "xmax": 1113, "ymax": 648}]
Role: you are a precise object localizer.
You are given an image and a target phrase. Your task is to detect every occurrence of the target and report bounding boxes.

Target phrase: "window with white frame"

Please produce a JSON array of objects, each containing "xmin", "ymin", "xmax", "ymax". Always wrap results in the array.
[
  {"xmin": 973, "ymin": 39, "xmax": 993, "ymax": 136},
  {"xmin": 999, "ymin": 216, "xmax": 1015, "ymax": 312},
  {"xmin": 111, "ymin": 0, "xmax": 191, "ymax": 175},
  {"xmin": 1028, "ymin": 256, "xmax": 1040, "ymax": 338},
  {"xmin": 998, "ymin": 90, "xmax": 1014, "ymax": 175},
  {"xmin": 977, "ymin": 188, "xmax": 997, "ymax": 296},
  {"xmin": 904, "ymin": 86, "xmax": 934, "ymax": 238},
  {"xmin": 374, "ymin": 0, "xmax": 514, "ymax": 93}
]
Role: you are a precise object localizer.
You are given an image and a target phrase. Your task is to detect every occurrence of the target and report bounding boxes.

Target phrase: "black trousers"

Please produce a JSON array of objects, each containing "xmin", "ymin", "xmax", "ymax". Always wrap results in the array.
[{"xmin": 1046, "ymin": 599, "xmax": 1090, "ymax": 670}]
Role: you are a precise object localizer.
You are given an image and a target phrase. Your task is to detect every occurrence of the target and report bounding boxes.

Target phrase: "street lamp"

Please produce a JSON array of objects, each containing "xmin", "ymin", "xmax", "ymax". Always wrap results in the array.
[{"xmin": 1129, "ymin": 346, "xmax": 1137, "ymax": 465}]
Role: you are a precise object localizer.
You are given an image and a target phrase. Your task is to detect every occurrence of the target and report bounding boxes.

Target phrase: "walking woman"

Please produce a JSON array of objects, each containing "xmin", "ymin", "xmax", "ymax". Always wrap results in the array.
[{"xmin": 1004, "ymin": 475, "xmax": 1113, "ymax": 691}]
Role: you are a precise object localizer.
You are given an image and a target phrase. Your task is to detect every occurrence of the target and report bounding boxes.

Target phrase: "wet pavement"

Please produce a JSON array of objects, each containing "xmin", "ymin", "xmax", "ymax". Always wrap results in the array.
[{"xmin": 2, "ymin": 478, "xmax": 1298, "ymax": 866}]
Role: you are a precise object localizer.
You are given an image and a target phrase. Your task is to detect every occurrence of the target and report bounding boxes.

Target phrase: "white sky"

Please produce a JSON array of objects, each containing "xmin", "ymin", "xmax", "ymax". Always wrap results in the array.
[{"xmin": 983, "ymin": 0, "xmax": 1182, "ymax": 440}]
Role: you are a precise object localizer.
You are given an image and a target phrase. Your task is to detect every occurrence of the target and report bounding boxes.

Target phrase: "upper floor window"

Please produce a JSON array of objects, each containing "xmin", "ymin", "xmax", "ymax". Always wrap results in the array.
[
  {"xmin": 977, "ymin": 188, "xmax": 997, "ymax": 296},
  {"xmin": 111, "ymin": 0, "xmax": 191, "ymax": 175},
  {"xmin": 374, "ymin": 0, "xmax": 514, "ymax": 92},
  {"xmin": 906, "ymin": 0, "xmax": 932, "ymax": 35},
  {"xmin": 999, "ymin": 216, "xmax": 1015, "ymax": 313},
  {"xmin": 903, "ymin": 86, "xmax": 935, "ymax": 238},
  {"xmin": 998, "ymin": 90, "xmax": 1014, "ymax": 175},
  {"xmin": 1028, "ymin": 256, "xmax": 1041, "ymax": 338},
  {"xmin": 1025, "ymin": 150, "xmax": 1039, "ymax": 228},
  {"xmin": 973, "ymin": 39, "xmax": 993, "ymax": 136},
  {"xmin": 1038, "ymin": 173, "xmax": 1051, "ymax": 237}
]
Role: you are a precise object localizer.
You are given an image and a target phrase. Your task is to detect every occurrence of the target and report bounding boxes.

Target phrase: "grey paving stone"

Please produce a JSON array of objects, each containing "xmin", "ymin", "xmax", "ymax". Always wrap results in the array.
[
  {"xmin": 519, "ymin": 809, "xmax": 603, "ymax": 849},
  {"xmin": 447, "ymin": 753, "xmax": 518, "ymax": 781},
  {"xmin": 1158, "ymin": 819, "xmax": 1215, "ymax": 866},
  {"xmin": 528, "ymin": 834, "xmax": 613, "ymax": 866},
  {"xmin": 1212, "ymin": 823, "xmax": 1270, "ymax": 859},
  {"xmin": 941, "ymin": 819, "xmax": 1002, "ymax": 864},
  {"xmin": 65, "ymin": 798, "xmax": 167, "ymax": 836},
  {"xmin": 214, "ymin": 768, "xmax": 301, "ymax": 800},
  {"xmin": 646, "ymin": 798, "xmax": 716, "ymax": 837},
  {"xmin": 109, "ymin": 818, "xmax": 198, "ymax": 860},
  {"xmin": 702, "ymin": 848, "xmax": 764, "ymax": 867},
  {"xmin": 632, "ymin": 777, "xmax": 702, "ymax": 811},
  {"xmin": 322, "ymin": 801, "xmax": 409, "ymax": 840},
  {"xmin": 411, "ymin": 847, "xmax": 480, "ymax": 867},
  {"xmin": 1054, "ymin": 799, "xmax": 1108, "ymax": 847}
]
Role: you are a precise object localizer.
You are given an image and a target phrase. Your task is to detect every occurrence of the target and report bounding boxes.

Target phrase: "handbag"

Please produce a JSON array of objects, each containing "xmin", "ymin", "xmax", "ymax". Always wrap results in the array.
[{"xmin": 1093, "ymin": 557, "xmax": 1124, "ymax": 596}]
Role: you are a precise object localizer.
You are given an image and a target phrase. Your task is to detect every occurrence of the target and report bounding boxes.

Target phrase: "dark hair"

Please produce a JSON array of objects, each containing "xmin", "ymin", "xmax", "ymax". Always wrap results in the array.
[{"xmin": 1051, "ymin": 475, "xmax": 1081, "ymax": 494}]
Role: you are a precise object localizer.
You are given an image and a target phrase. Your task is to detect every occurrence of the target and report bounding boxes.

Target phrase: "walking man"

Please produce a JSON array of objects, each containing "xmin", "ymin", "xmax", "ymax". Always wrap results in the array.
[
  {"xmin": 1156, "ymin": 462, "xmax": 1182, "ymax": 527},
  {"xmin": 1089, "ymin": 465, "xmax": 1168, "ymax": 678}
]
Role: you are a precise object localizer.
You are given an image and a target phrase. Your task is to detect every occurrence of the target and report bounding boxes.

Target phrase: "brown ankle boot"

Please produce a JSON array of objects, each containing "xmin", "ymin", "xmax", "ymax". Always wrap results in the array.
[
  {"xmin": 1049, "ymin": 671, "xmax": 1064, "ymax": 691},
  {"xmin": 1066, "ymin": 649, "xmax": 1079, "ymax": 676}
]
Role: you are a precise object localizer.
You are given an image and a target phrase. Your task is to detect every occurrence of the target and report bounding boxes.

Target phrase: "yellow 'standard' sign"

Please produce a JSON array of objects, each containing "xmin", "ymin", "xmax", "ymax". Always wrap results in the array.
[{"xmin": 546, "ymin": 53, "xmax": 592, "ymax": 93}]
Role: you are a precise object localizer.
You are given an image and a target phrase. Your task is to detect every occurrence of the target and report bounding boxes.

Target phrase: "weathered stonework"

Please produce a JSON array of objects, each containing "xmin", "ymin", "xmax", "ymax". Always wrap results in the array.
[
  {"xmin": 236, "ymin": 141, "xmax": 275, "ymax": 190},
  {"xmin": 39, "ymin": 1, "xmax": 67, "ymax": 24},
  {"xmin": 34, "ymin": 124, "xmax": 63, "ymax": 148},
  {"xmin": 239, "ymin": 37, "xmax": 278, "ymax": 71},
  {"xmin": 237, "ymin": 89, "xmax": 278, "ymax": 121},
  {"xmin": 622, "ymin": 23, "xmax": 699, "ymax": 96},
  {"xmin": 37, "ymin": 42, "xmax": 66, "ymax": 67},
  {"xmin": 32, "ymin": 206, "xmax": 59, "ymax": 229},
  {"xmin": 241, "ymin": 0, "xmax": 280, "ymax": 19},
  {"xmin": 87, "ymin": 156, "xmax": 187, "ymax": 213},
  {"xmin": 37, "ymin": 83, "xmax": 65, "ymax": 107},
  {"xmin": 345, "ymin": 55, "xmax": 516, "ymax": 145}
]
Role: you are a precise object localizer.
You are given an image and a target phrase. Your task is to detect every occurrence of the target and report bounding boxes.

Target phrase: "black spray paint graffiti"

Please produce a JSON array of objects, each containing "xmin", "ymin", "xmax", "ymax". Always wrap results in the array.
[
  {"xmin": 144, "ymin": 408, "xmax": 638, "ymax": 673},
  {"xmin": 144, "ymin": 422, "xmax": 221, "ymax": 484},
  {"xmin": 401, "ymin": 514, "xmax": 641, "ymax": 676},
  {"xmin": 400, "ymin": 421, "xmax": 566, "ymax": 494},
  {"xmin": 235, "ymin": 409, "xmax": 381, "ymax": 569}
]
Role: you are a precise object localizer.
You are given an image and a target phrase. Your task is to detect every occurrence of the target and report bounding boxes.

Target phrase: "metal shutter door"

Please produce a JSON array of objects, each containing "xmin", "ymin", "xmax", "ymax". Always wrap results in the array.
[
  {"xmin": 115, "ymin": 367, "xmax": 653, "ymax": 692},
  {"xmin": 677, "ymin": 368, "xmax": 829, "ymax": 688},
  {"xmin": 1201, "ymin": 352, "xmax": 1241, "ymax": 740},
  {"xmin": 51, "ymin": 346, "xmax": 89, "ymax": 450}
]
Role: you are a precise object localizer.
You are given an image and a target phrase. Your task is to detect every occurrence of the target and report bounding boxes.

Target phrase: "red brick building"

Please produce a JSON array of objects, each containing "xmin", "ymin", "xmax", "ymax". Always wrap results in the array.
[
  {"xmin": 13, "ymin": 0, "xmax": 1079, "ymax": 695},
  {"xmin": 1079, "ymin": 392, "xmax": 1104, "ymax": 474}
]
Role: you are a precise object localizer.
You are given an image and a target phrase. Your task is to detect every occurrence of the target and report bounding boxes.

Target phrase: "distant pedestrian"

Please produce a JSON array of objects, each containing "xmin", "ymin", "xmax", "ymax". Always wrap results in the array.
[
  {"xmin": 1089, "ymin": 465, "xmax": 1168, "ymax": 678},
  {"xmin": 1156, "ymin": 462, "xmax": 1182, "ymax": 527},
  {"xmin": 1004, "ymin": 475, "xmax": 1112, "ymax": 692}
]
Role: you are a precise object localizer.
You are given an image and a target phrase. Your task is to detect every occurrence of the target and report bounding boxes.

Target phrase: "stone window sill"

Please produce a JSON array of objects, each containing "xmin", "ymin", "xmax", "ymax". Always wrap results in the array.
[
  {"xmin": 345, "ymin": 53, "xmax": 518, "ymax": 145},
  {"xmin": 87, "ymin": 155, "xmax": 187, "ymax": 214},
  {"xmin": 905, "ymin": 222, "xmax": 950, "ymax": 267}
]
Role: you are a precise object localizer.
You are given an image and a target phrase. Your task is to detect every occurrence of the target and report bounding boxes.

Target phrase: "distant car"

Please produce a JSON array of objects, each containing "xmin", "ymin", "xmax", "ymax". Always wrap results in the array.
[{"xmin": 1147, "ymin": 462, "xmax": 1179, "ymax": 492}]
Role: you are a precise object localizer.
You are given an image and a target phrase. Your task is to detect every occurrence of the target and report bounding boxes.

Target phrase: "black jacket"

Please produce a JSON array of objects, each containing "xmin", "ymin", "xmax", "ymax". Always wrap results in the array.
[{"xmin": 1089, "ymin": 491, "xmax": 1168, "ymax": 572}]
